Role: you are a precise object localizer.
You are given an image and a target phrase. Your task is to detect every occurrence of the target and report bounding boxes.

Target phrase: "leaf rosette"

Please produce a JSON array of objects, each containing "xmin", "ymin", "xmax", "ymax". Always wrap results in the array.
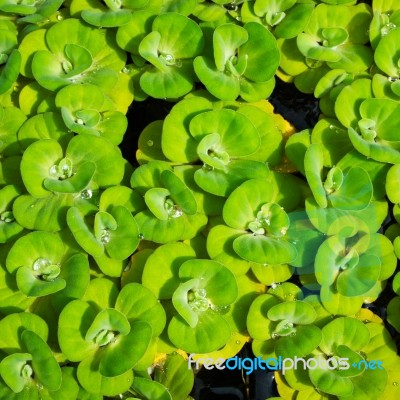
[
  {"xmin": 348, "ymin": 98, "xmax": 400, "ymax": 164},
  {"xmin": 296, "ymin": 3, "xmax": 373, "ymax": 72},
  {"xmin": 27, "ymin": 18, "xmax": 126, "ymax": 93},
  {"xmin": 141, "ymin": 243, "xmax": 238, "ymax": 353},
  {"xmin": 55, "ymin": 83, "xmax": 128, "ymax": 145},
  {"xmin": 67, "ymin": 204, "xmax": 140, "ymax": 276},
  {"xmin": 305, "ymin": 144, "xmax": 373, "ymax": 211},
  {"xmin": 0, "ymin": 323, "xmax": 62, "ymax": 396},
  {"xmin": 161, "ymin": 98, "xmax": 273, "ymax": 196},
  {"xmin": 194, "ymin": 22, "xmax": 279, "ymax": 101},
  {"xmin": 118, "ymin": 12, "xmax": 204, "ymax": 99},
  {"xmin": 20, "ymin": 135, "xmax": 125, "ymax": 198},
  {"xmin": 130, "ymin": 161, "xmax": 207, "ymax": 243},
  {"xmin": 217, "ymin": 177, "xmax": 301, "ymax": 265},
  {"xmin": 241, "ymin": 0, "xmax": 314, "ymax": 40},
  {"xmin": 5, "ymin": 230, "xmax": 90, "ymax": 301},
  {"xmin": 247, "ymin": 293, "xmax": 322, "ymax": 360},
  {"xmin": 315, "ymin": 230, "xmax": 396, "ymax": 307},
  {"xmin": 58, "ymin": 278, "xmax": 165, "ymax": 396}
]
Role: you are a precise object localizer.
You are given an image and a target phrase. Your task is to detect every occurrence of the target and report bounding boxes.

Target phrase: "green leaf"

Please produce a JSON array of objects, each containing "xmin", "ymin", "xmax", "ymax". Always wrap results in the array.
[
  {"xmin": 213, "ymin": 24, "xmax": 248, "ymax": 72},
  {"xmin": 99, "ymin": 321, "xmax": 152, "ymax": 377},
  {"xmin": 131, "ymin": 377, "xmax": 172, "ymax": 400},
  {"xmin": 21, "ymin": 330, "xmax": 62, "ymax": 391},
  {"xmin": 67, "ymin": 207, "xmax": 104, "ymax": 257},
  {"xmin": 77, "ymin": 352, "xmax": 133, "ymax": 396},
  {"xmin": 0, "ymin": 353, "xmax": 32, "ymax": 393},
  {"xmin": 206, "ymin": 225, "xmax": 251, "ymax": 276},
  {"xmin": 16, "ymin": 266, "xmax": 66, "ymax": 297},
  {"xmin": 275, "ymin": 325, "xmax": 322, "ymax": 359},
  {"xmin": 194, "ymin": 159, "xmax": 269, "ymax": 197},
  {"xmin": 374, "ymin": 27, "xmax": 400, "ymax": 77},
  {"xmin": 0, "ymin": 312, "xmax": 48, "ymax": 354},
  {"xmin": 178, "ymin": 259, "xmax": 238, "ymax": 306},
  {"xmin": 115, "ymin": 282, "xmax": 166, "ymax": 336},
  {"xmin": 241, "ymin": 22, "xmax": 280, "ymax": 82},
  {"xmin": 13, "ymin": 193, "xmax": 73, "ymax": 232},
  {"xmin": 142, "ymin": 242, "xmax": 196, "ymax": 299},
  {"xmin": 267, "ymin": 301, "xmax": 317, "ymax": 325},
  {"xmin": 154, "ymin": 353, "xmax": 194, "ymax": 400},
  {"xmin": 304, "ymin": 144, "xmax": 327, "ymax": 208},
  {"xmin": 44, "ymin": 162, "xmax": 96, "ymax": 194},
  {"xmin": 58, "ymin": 300, "xmax": 98, "ymax": 362},
  {"xmin": 337, "ymin": 254, "xmax": 381, "ymax": 297},
  {"xmin": 320, "ymin": 317, "xmax": 370, "ymax": 354},
  {"xmin": 85, "ymin": 309, "xmax": 130, "ymax": 343},
  {"xmin": 233, "ymin": 234, "xmax": 297, "ymax": 265},
  {"xmin": 168, "ymin": 309, "xmax": 231, "ymax": 353},
  {"xmin": 161, "ymin": 170, "xmax": 197, "ymax": 215},
  {"xmin": 308, "ymin": 364, "xmax": 354, "ymax": 397}
]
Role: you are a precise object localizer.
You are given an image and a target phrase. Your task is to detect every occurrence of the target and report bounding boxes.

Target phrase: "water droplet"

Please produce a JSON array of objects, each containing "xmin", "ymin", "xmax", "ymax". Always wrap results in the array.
[
  {"xmin": 197, "ymin": 288, "xmax": 207, "ymax": 298},
  {"xmin": 329, "ymin": 124, "xmax": 335, "ymax": 129},
  {"xmin": 210, "ymin": 304, "xmax": 230, "ymax": 314},
  {"xmin": 381, "ymin": 22, "xmax": 397, "ymax": 36},
  {"xmin": 290, "ymin": 332, "xmax": 296, "ymax": 337},
  {"xmin": 271, "ymin": 283, "xmax": 277, "ymax": 289},
  {"xmin": 224, "ymin": 2, "xmax": 238, "ymax": 11},
  {"xmin": 235, "ymin": 340, "xmax": 241, "ymax": 345},
  {"xmin": 101, "ymin": 229, "xmax": 111, "ymax": 244},
  {"xmin": 76, "ymin": 118, "xmax": 84, "ymax": 125},
  {"xmin": 388, "ymin": 76, "xmax": 398, "ymax": 82},
  {"xmin": 80, "ymin": 189, "xmax": 92, "ymax": 199},
  {"xmin": 49, "ymin": 165, "xmax": 58, "ymax": 177},
  {"xmin": 33, "ymin": 258, "xmax": 51, "ymax": 271},
  {"xmin": 271, "ymin": 333, "xmax": 278, "ymax": 339},
  {"xmin": 191, "ymin": 298, "xmax": 209, "ymax": 312},
  {"xmin": 122, "ymin": 66, "xmax": 130, "ymax": 73},
  {"xmin": 393, "ymin": 382, "xmax": 398, "ymax": 386},
  {"xmin": 147, "ymin": 140, "xmax": 154, "ymax": 147},
  {"xmin": 138, "ymin": 233, "xmax": 145, "ymax": 239},
  {"xmin": 56, "ymin": 13, "xmax": 63, "ymax": 20},
  {"xmin": 170, "ymin": 207, "xmax": 183, "ymax": 218}
]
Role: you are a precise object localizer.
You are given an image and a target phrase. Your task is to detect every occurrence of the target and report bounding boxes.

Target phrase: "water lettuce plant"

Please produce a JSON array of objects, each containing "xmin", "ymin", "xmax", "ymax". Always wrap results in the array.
[
  {"xmin": 1, "ymin": 1, "xmax": 400, "ymax": 399},
  {"xmin": 194, "ymin": 22, "xmax": 279, "ymax": 101}
]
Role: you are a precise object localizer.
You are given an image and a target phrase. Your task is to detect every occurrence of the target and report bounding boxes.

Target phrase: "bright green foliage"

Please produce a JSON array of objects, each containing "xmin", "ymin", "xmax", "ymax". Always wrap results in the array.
[
  {"xmin": 217, "ymin": 176, "xmax": 306, "ymax": 265},
  {"xmin": 241, "ymin": 0, "xmax": 314, "ymax": 39},
  {"xmin": 130, "ymin": 161, "xmax": 207, "ymax": 243},
  {"xmin": 248, "ymin": 292, "xmax": 322, "ymax": 360},
  {"xmin": 55, "ymin": 84, "xmax": 128, "ymax": 145},
  {"xmin": 1, "ymin": 1, "xmax": 400, "ymax": 398},
  {"xmin": 297, "ymin": 4, "xmax": 372, "ymax": 70},
  {"xmin": 58, "ymin": 278, "xmax": 164, "ymax": 396},
  {"xmin": 6, "ymin": 230, "xmax": 90, "ymax": 301},
  {"xmin": 29, "ymin": 18, "xmax": 126, "ymax": 93},
  {"xmin": 194, "ymin": 22, "xmax": 279, "ymax": 101},
  {"xmin": 0, "ymin": 20, "xmax": 20, "ymax": 95}
]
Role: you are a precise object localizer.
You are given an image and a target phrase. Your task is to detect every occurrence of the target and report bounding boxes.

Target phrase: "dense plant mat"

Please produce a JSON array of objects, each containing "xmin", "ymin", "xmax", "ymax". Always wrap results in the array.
[{"xmin": 1, "ymin": 0, "xmax": 400, "ymax": 399}]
